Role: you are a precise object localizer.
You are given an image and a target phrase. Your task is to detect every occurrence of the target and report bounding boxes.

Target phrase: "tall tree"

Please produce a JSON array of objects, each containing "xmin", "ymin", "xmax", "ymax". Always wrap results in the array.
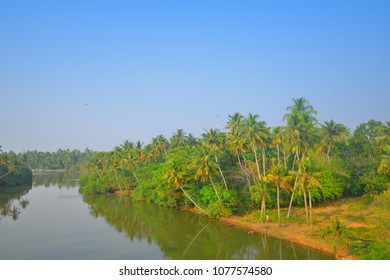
[
  {"xmin": 320, "ymin": 120, "xmax": 350, "ymax": 162},
  {"xmin": 266, "ymin": 161, "xmax": 292, "ymax": 225},
  {"xmin": 283, "ymin": 98, "xmax": 318, "ymax": 165},
  {"xmin": 170, "ymin": 129, "xmax": 187, "ymax": 148},
  {"xmin": 201, "ymin": 128, "xmax": 228, "ymax": 189},
  {"xmin": 162, "ymin": 160, "xmax": 208, "ymax": 215},
  {"xmin": 225, "ymin": 112, "xmax": 244, "ymax": 136},
  {"xmin": 243, "ymin": 114, "xmax": 269, "ymax": 179},
  {"xmin": 151, "ymin": 135, "xmax": 169, "ymax": 160},
  {"xmin": 290, "ymin": 158, "xmax": 322, "ymax": 225},
  {"xmin": 191, "ymin": 147, "xmax": 221, "ymax": 201}
]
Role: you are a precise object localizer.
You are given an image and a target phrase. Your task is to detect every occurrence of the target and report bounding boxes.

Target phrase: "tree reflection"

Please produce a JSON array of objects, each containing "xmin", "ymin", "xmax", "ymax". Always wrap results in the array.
[
  {"xmin": 9, "ymin": 206, "xmax": 21, "ymax": 221},
  {"xmin": 83, "ymin": 194, "xmax": 333, "ymax": 260},
  {"xmin": 19, "ymin": 199, "xmax": 30, "ymax": 209},
  {"xmin": 0, "ymin": 182, "xmax": 32, "ymax": 223},
  {"xmin": 32, "ymin": 172, "xmax": 79, "ymax": 189}
]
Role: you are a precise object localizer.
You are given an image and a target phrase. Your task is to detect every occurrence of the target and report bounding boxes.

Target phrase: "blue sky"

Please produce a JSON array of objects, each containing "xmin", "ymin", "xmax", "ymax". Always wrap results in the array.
[{"xmin": 1, "ymin": 0, "xmax": 389, "ymax": 152}]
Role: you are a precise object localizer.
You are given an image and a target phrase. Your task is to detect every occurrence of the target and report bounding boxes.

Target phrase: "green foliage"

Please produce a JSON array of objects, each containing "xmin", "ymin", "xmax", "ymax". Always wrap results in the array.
[
  {"xmin": 206, "ymin": 200, "xmax": 232, "ymax": 218},
  {"xmin": 307, "ymin": 156, "xmax": 348, "ymax": 203},
  {"xmin": 79, "ymin": 174, "xmax": 115, "ymax": 194},
  {"xmin": 362, "ymin": 241, "xmax": 390, "ymax": 260},
  {"xmin": 10, "ymin": 148, "xmax": 95, "ymax": 171},
  {"xmin": 350, "ymin": 240, "xmax": 390, "ymax": 260},
  {"xmin": 77, "ymin": 102, "xmax": 389, "ymax": 226},
  {"xmin": 321, "ymin": 218, "xmax": 349, "ymax": 254},
  {"xmin": 200, "ymin": 185, "xmax": 218, "ymax": 205},
  {"xmin": 0, "ymin": 165, "xmax": 32, "ymax": 186}
]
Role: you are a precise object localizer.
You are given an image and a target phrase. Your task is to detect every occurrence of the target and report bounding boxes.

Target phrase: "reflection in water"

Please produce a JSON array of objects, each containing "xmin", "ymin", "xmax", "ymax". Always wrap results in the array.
[
  {"xmin": 1, "ymin": 174, "xmax": 333, "ymax": 260},
  {"xmin": 83, "ymin": 194, "xmax": 333, "ymax": 260},
  {"xmin": 0, "ymin": 184, "xmax": 31, "ymax": 222},
  {"xmin": 32, "ymin": 172, "xmax": 79, "ymax": 188},
  {"xmin": 0, "ymin": 172, "xmax": 77, "ymax": 223}
]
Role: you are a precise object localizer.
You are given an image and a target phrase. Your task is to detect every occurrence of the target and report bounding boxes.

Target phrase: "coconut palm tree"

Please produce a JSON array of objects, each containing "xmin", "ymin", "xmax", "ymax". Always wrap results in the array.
[
  {"xmin": 283, "ymin": 97, "xmax": 317, "ymax": 120},
  {"xmin": 320, "ymin": 120, "xmax": 350, "ymax": 162},
  {"xmin": 186, "ymin": 133, "xmax": 199, "ymax": 146},
  {"xmin": 162, "ymin": 160, "xmax": 208, "ymax": 215},
  {"xmin": 225, "ymin": 112, "xmax": 244, "ymax": 136},
  {"xmin": 283, "ymin": 98, "xmax": 318, "ymax": 164},
  {"xmin": 170, "ymin": 129, "xmax": 187, "ymax": 148},
  {"xmin": 290, "ymin": 158, "xmax": 322, "ymax": 225},
  {"xmin": 190, "ymin": 147, "xmax": 221, "ymax": 201},
  {"xmin": 125, "ymin": 150, "xmax": 140, "ymax": 185},
  {"xmin": 151, "ymin": 134, "xmax": 169, "ymax": 160},
  {"xmin": 243, "ymin": 114, "xmax": 270, "ymax": 179},
  {"xmin": 201, "ymin": 128, "xmax": 228, "ymax": 189},
  {"xmin": 121, "ymin": 140, "xmax": 135, "ymax": 151},
  {"xmin": 226, "ymin": 130, "xmax": 247, "ymax": 169},
  {"xmin": 266, "ymin": 160, "xmax": 292, "ymax": 225},
  {"xmin": 271, "ymin": 126, "xmax": 283, "ymax": 165}
]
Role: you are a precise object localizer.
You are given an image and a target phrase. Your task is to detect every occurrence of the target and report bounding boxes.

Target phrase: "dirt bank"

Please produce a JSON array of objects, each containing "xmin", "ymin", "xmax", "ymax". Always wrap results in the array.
[{"xmin": 220, "ymin": 216, "xmax": 355, "ymax": 260}]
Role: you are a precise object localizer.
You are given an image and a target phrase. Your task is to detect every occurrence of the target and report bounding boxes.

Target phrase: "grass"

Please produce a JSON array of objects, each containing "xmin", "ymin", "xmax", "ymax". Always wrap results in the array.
[{"xmin": 241, "ymin": 190, "xmax": 390, "ymax": 259}]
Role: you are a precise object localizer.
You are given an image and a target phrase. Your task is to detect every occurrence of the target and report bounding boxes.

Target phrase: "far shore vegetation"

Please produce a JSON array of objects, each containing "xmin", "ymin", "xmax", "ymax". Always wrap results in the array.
[{"xmin": 1, "ymin": 97, "xmax": 389, "ymax": 259}]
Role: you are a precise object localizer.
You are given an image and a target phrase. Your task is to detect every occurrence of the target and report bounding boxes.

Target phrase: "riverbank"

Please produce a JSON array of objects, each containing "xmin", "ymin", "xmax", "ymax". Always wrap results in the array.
[
  {"xmin": 220, "ymin": 216, "xmax": 350, "ymax": 259},
  {"xmin": 120, "ymin": 189, "xmax": 389, "ymax": 260},
  {"xmin": 220, "ymin": 193, "xmax": 390, "ymax": 260}
]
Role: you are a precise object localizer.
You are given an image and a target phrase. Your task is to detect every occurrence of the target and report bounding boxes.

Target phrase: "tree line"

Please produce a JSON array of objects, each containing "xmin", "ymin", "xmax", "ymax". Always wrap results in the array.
[
  {"xmin": 0, "ymin": 147, "xmax": 95, "ymax": 186},
  {"xmin": 79, "ymin": 98, "xmax": 390, "ymax": 224}
]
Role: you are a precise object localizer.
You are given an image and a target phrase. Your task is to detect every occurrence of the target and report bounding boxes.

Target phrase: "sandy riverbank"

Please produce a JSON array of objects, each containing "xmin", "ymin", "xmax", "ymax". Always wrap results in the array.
[{"xmin": 219, "ymin": 216, "xmax": 354, "ymax": 260}]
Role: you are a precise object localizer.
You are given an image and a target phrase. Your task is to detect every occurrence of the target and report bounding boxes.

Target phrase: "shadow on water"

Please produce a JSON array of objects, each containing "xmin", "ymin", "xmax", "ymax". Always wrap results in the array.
[{"xmin": 83, "ymin": 194, "xmax": 334, "ymax": 260}]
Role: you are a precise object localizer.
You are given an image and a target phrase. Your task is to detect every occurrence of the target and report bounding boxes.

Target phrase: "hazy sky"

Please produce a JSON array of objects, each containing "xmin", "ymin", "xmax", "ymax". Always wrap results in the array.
[{"xmin": 1, "ymin": 0, "xmax": 389, "ymax": 152}]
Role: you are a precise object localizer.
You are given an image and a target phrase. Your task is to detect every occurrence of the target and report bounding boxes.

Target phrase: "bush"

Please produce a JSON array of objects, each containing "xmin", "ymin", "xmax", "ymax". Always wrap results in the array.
[
  {"xmin": 206, "ymin": 200, "xmax": 232, "ymax": 218},
  {"xmin": 79, "ymin": 174, "xmax": 115, "ymax": 194},
  {"xmin": 0, "ymin": 165, "xmax": 32, "ymax": 186}
]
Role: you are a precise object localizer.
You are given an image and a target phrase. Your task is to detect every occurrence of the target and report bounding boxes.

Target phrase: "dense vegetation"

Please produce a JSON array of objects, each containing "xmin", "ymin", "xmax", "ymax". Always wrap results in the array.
[
  {"xmin": 79, "ymin": 98, "xmax": 390, "ymax": 223},
  {"xmin": 15, "ymin": 148, "xmax": 95, "ymax": 172},
  {"xmin": 0, "ymin": 147, "xmax": 94, "ymax": 186},
  {"xmin": 0, "ymin": 146, "xmax": 32, "ymax": 186}
]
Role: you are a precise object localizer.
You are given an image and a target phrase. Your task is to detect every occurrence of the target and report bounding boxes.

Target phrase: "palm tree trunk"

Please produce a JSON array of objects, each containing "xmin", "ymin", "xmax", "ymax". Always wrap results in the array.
[
  {"xmin": 287, "ymin": 174, "xmax": 299, "ymax": 218},
  {"xmin": 277, "ymin": 182, "xmax": 281, "ymax": 226},
  {"xmin": 326, "ymin": 142, "xmax": 332, "ymax": 163},
  {"xmin": 260, "ymin": 195, "xmax": 266, "ymax": 222},
  {"xmin": 283, "ymin": 148, "xmax": 287, "ymax": 170},
  {"xmin": 277, "ymin": 145, "xmax": 280, "ymax": 165},
  {"xmin": 114, "ymin": 172, "xmax": 122, "ymax": 190},
  {"xmin": 0, "ymin": 170, "xmax": 12, "ymax": 179},
  {"xmin": 262, "ymin": 146, "xmax": 267, "ymax": 176},
  {"xmin": 253, "ymin": 144, "xmax": 262, "ymax": 180},
  {"xmin": 303, "ymin": 190, "xmax": 309, "ymax": 224},
  {"xmin": 242, "ymin": 157, "xmax": 252, "ymax": 194},
  {"xmin": 180, "ymin": 187, "xmax": 209, "ymax": 215},
  {"xmin": 237, "ymin": 155, "xmax": 243, "ymax": 169},
  {"xmin": 132, "ymin": 169, "xmax": 140, "ymax": 185},
  {"xmin": 308, "ymin": 188, "xmax": 313, "ymax": 227},
  {"xmin": 215, "ymin": 155, "xmax": 228, "ymax": 189},
  {"xmin": 292, "ymin": 153, "xmax": 297, "ymax": 171},
  {"xmin": 209, "ymin": 177, "xmax": 221, "ymax": 201}
]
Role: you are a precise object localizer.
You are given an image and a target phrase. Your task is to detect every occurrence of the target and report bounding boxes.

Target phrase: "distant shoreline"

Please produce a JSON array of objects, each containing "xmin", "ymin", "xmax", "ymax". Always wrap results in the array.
[{"xmin": 32, "ymin": 169, "xmax": 67, "ymax": 173}]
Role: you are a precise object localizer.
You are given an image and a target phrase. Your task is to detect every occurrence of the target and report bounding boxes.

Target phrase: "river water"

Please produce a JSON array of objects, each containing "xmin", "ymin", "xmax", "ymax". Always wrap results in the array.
[{"xmin": 0, "ymin": 173, "xmax": 333, "ymax": 260}]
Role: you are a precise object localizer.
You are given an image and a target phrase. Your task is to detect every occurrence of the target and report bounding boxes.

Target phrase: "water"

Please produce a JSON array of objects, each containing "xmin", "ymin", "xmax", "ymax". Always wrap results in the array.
[{"xmin": 0, "ymin": 173, "xmax": 333, "ymax": 260}]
